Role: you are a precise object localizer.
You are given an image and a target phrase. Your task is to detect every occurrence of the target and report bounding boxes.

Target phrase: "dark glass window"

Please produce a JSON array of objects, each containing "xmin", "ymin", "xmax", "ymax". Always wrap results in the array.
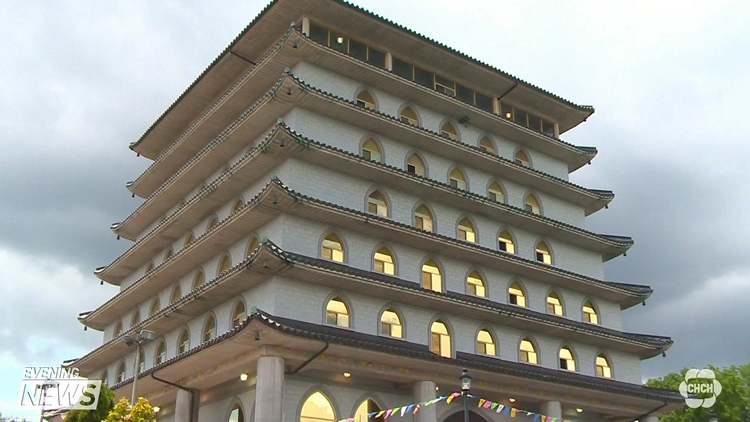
[
  {"xmin": 542, "ymin": 120, "xmax": 555, "ymax": 137},
  {"xmin": 528, "ymin": 114, "xmax": 542, "ymax": 132},
  {"xmin": 330, "ymin": 31, "xmax": 348, "ymax": 53},
  {"xmin": 435, "ymin": 74, "xmax": 455, "ymax": 96},
  {"xmin": 514, "ymin": 109, "xmax": 528, "ymax": 127},
  {"xmin": 456, "ymin": 84, "xmax": 474, "ymax": 104},
  {"xmin": 368, "ymin": 48, "xmax": 386, "ymax": 69},
  {"xmin": 392, "ymin": 57, "xmax": 413, "ymax": 80},
  {"xmin": 414, "ymin": 66, "xmax": 433, "ymax": 88},
  {"xmin": 475, "ymin": 93, "xmax": 493, "ymax": 112},
  {"xmin": 309, "ymin": 24, "xmax": 329, "ymax": 46},
  {"xmin": 349, "ymin": 39, "xmax": 367, "ymax": 62}
]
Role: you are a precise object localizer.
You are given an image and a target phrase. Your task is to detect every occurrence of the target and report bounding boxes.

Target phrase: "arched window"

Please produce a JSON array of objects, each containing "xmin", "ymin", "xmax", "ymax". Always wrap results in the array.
[
  {"xmin": 509, "ymin": 282, "xmax": 526, "ymax": 307},
  {"xmin": 193, "ymin": 270, "xmax": 205, "ymax": 290},
  {"xmin": 535, "ymin": 241, "xmax": 552, "ymax": 264},
  {"xmin": 145, "ymin": 261, "xmax": 154, "ymax": 274},
  {"xmin": 356, "ymin": 90, "xmax": 376, "ymax": 110},
  {"xmin": 380, "ymin": 309, "xmax": 403, "ymax": 338},
  {"xmin": 515, "ymin": 150, "xmax": 531, "ymax": 167},
  {"xmin": 101, "ymin": 370, "xmax": 108, "ymax": 386},
  {"xmin": 354, "ymin": 399, "xmax": 381, "ymax": 422},
  {"xmin": 421, "ymin": 260, "xmax": 442, "ymax": 292},
  {"xmin": 321, "ymin": 233, "xmax": 345, "ymax": 263},
  {"xmin": 457, "ymin": 218, "xmax": 476, "ymax": 242},
  {"xmin": 414, "ymin": 204, "xmax": 434, "ymax": 232},
  {"xmin": 498, "ymin": 230, "xmax": 515, "ymax": 254},
  {"xmin": 525, "ymin": 194, "xmax": 541, "ymax": 215},
  {"xmin": 185, "ymin": 232, "xmax": 195, "ymax": 247},
  {"xmin": 164, "ymin": 248, "xmax": 173, "ymax": 262},
  {"xmin": 361, "ymin": 138, "xmax": 382, "ymax": 162},
  {"xmin": 113, "ymin": 320, "xmax": 122, "ymax": 337},
  {"xmin": 367, "ymin": 191, "xmax": 388, "ymax": 217},
  {"xmin": 520, "ymin": 338, "xmax": 538, "ymax": 364},
  {"xmin": 449, "ymin": 168, "xmax": 467, "ymax": 190},
  {"xmin": 228, "ymin": 403, "xmax": 244, "ymax": 422},
  {"xmin": 207, "ymin": 215, "xmax": 219, "ymax": 231},
  {"xmin": 178, "ymin": 329, "xmax": 190, "ymax": 354},
  {"xmin": 149, "ymin": 298, "xmax": 159, "ymax": 317},
  {"xmin": 130, "ymin": 310, "xmax": 140, "ymax": 328},
  {"xmin": 477, "ymin": 329, "xmax": 496, "ymax": 355},
  {"xmin": 559, "ymin": 347, "xmax": 576, "ymax": 371},
  {"xmin": 467, "ymin": 271, "xmax": 486, "ymax": 297},
  {"xmin": 488, "ymin": 182, "xmax": 505, "ymax": 203},
  {"xmin": 479, "ymin": 137, "xmax": 495, "ymax": 154},
  {"xmin": 406, "ymin": 154, "xmax": 426, "ymax": 177},
  {"xmin": 596, "ymin": 355, "xmax": 613, "ymax": 378},
  {"xmin": 155, "ymin": 340, "xmax": 166, "ymax": 365},
  {"xmin": 583, "ymin": 301, "xmax": 600, "ymax": 324},
  {"xmin": 547, "ymin": 292, "xmax": 564, "ymax": 315},
  {"xmin": 137, "ymin": 348, "xmax": 145, "ymax": 373},
  {"xmin": 430, "ymin": 320, "xmax": 451, "ymax": 358},
  {"xmin": 232, "ymin": 300, "xmax": 247, "ymax": 328},
  {"xmin": 233, "ymin": 198, "xmax": 244, "ymax": 213},
  {"xmin": 325, "ymin": 297, "xmax": 350, "ymax": 327},
  {"xmin": 441, "ymin": 122, "xmax": 458, "ymax": 141},
  {"xmin": 300, "ymin": 391, "xmax": 335, "ymax": 422},
  {"xmin": 203, "ymin": 315, "xmax": 216, "ymax": 343},
  {"xmin": 116, "ymin": 362, "xmax": 126, "ymax": 383},
  {"xmin": 373, "ymin": 247, "xmax": 395, "ymax": 275},
  {"xmin": 246, "ymin": 236, "xmax": 260, "ymax": 257},
  {"xmin": 400, "ymin": 106, "xmax": 419, "ymax": 126},
  {"xmin": 171, "ymin": 285, "xmax": 182, "ymax": 304},
  {"xmin": 219, "ymin": 254, "xmax": 232, "ymax": 275}
]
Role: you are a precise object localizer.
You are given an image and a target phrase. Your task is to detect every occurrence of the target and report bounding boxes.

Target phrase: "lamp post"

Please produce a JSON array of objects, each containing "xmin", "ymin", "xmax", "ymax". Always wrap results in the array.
[
  {"xmin": 460, "ymin": 369, "xmax": 471, "ymax": 422},
  {"xmin": 125, "ymin": 329, "xmax": 156, "ymax": 406},
  {"xmin": 709, "ymin": 412, "xmax": 718, "ymax": 422},
  {"xmin": 38, "ymin": 379, "xmax": 58, "ymax": 422}
]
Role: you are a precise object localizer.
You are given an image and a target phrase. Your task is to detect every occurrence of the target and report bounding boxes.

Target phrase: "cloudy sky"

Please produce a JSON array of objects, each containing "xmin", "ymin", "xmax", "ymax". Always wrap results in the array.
[{"xmin": 1, "ymin": 0, "xmax": 748, "ymax": 418}]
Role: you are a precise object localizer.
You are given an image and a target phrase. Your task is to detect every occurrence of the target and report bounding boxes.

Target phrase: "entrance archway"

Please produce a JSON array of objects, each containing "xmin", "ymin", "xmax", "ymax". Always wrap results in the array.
[{"xmin": 442, "ymin": 410, "xmax": 490, "ymax": 422}]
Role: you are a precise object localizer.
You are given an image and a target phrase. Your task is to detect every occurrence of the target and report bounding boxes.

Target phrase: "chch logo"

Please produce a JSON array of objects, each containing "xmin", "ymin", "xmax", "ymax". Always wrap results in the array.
[{"xmin": 679, "ymin": 368, "xmax": 722, "ymax": 408}]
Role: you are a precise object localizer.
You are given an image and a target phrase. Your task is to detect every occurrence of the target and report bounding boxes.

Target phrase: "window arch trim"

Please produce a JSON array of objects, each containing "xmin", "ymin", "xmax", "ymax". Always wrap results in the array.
[
  {"xmin": 412, "ymin": 202, "xmax": 436, "ymax": 233},
  {"xmin": 428, "ymin": 316, "xmax": 454, "ymax": 358},
  {"xmin": 231, "ymin": 298, "xmax": 248, "ymax": 328},
  {"xmin": 523, "ymin": 192, "xmax": 543, "ymax": 215},
  {"xmin": 558, "ymin": 344, "xmax": 578, "ymax": 372},
  {"xmin": 320, "ymin": 231, "xmax": 347, "ymax": 263},
  {"xmin": 475, "ymin": 326, "xmax": 498, "ymax": 356},
  {"xmin": 582, "ymin": 298, "xmax": 601, "ymax": 325},
  {"xmin": 360, "ymin": 136, "xmax": 384, "ymax": 163},
  {"xmin": 478, "ymin": 135, "xmax": 497, "ymax": 154},
  {"xmin": 404, "ymin": 151, "xmax": 428, "ymax": 177},
  {"xmin": 420, "ymin": 257, "xmax": 445, "ymax": 293},
  {"xmin": 497, "ymin": 228, "xmax": 517, "ymax": 254},
  {"xmin": 456, "ymin": 215, "xmax": 478, "ymax": 243},
  {"xmin": 507, "ymin": 279, "xmax": 528, "ymax": 307},
  {"xmin": 398, "ymin": 104, "xmax": 421, "ymax": 126},
  {"xmin": 297, "ymin": 387, "xmax": 339, "ymax": 422},
  {"xmin": 595, "ymin": 351, "xmax": 615, "ymax": 378},
  {"xmin": 487, "ymin": 179, "xmax": 507, "ymax": 204},
  {"xmin": 323, "ymin": 294, "xmax": 353, "ymax": 328},
  {"xmin": 378, "ymin": 304, "xmax": 405, "ymax": 339},
  {"xmin": 518, "ymin": 335, "xmax": 540, "ymax": 365},
  {"xmin": 365, "ymin": 187, "xmax": 390, "ymax": 217},
  {"xmin": 439, "ymin": 119, "xmax": 460, "ymax": 141},
  {"xmin": 354, "ymin": 88, "xmax": 378, "ymax": 111},
  {"xmin": 224, "ymin": 399, "xmax": 247, "ymax": 422},
  {"xmin": 246, "ymin": 235, "xmax": 260, "ymax": 257},
  {"xmin": 465, "ymin": 269, "xmax": 488, "ymax": 297},
  {"xmin": 177, "ymin": 326, "xmax": 190, "ymax": 354},
  {"xmin": 447, "ymin": 166, "xmax": 469, "ymax": 191},
  {"xmin": 371, "ymin": 244, "xmax": 397, "ymax": 275},
  {"xmin": 545, "ymin": 288, "xmax": 566, "ymax": 316},
  {"xmin": 350, "ymin": 395, "xmax": 386, "ymax": 422},
  {"xmin": 534, "ymin": 239, "xmax": 554, "ymax": 265},
  {"xmin": 513, "ymin": 148, "xmax": 533, "ymax": 167},
  {"xmin": 202, "ymin": 313, "xmax": 218, "ymax": 343}
]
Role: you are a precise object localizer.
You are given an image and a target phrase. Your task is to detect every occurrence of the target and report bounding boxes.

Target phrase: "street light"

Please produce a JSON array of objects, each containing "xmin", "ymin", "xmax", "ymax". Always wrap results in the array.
[
  {"xmin": 709, "ymin": 412, "xmax": 719, "ymax": 422},
  {"xmin": 460, "ymin": 369, "xmax": 471, "ymax": 422},
  {"xmin": 125, "ymin": 329, "xmax": 156, "ymax": 406}
]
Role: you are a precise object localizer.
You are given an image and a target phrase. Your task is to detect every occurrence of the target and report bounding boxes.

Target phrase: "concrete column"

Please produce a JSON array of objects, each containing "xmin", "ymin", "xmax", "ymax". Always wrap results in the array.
[
  {"xmin": 174, "ymin": 389, "xmax": 191, "ymax": 422},
  {"xmin": 642, "ymin": 416, "xmax": 659, "ymax": 422},
  {"xmin": 492, "ymin": 97, "xmax": 500, "ymax": 115},
  {"xmin": 254, "ymin": 356, "xmax": 285, "ymax": 422},
  {"xmin": 412, "ymin": 381, "xmax": 437, "ymax": 422},
  {"xmin": 301, "ymin": 17, "xmax": 310, "ymax": 36},
  {"xmin": 385, "ymin": 52, "xmax": 393, "ymax": 71},
  {"xmin": 540, "ymin": 401, "xmax": 562, "ymax": 420}
]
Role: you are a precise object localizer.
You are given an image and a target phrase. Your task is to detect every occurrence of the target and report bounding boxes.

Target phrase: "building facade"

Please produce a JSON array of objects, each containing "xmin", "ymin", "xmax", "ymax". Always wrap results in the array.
[{"xmin": 69, "ymin": 1, "xmax": 683, "ymax": 421}]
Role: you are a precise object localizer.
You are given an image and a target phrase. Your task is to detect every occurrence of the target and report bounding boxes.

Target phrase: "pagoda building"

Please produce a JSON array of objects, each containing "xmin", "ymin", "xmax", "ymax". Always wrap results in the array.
[{"xmin": 67, "ymin": 1, "xmax": 683, "ymax": 421}]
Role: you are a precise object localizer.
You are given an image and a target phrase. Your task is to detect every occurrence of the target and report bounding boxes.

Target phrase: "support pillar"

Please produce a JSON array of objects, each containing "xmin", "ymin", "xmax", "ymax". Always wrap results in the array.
[
  {"xmin": 540, "ymin": 401, "xmax": 562, "ymax": 420},
  {"xmin": 412, "ymin": 381, "xmax": 437, "ymax": 422},
  {"xmin": 174, "ymin": 389, "xmax": 191, "ymax": 422},
  {"xmin": 254, "ymin": 356, "xmax": 285, "ymax": 422}
]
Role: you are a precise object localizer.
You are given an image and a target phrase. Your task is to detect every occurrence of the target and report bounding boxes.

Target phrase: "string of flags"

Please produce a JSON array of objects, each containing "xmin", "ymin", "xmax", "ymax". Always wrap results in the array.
[{"xmin": 336, "ymin": 391, "xmax": 579, "ymax": 422}]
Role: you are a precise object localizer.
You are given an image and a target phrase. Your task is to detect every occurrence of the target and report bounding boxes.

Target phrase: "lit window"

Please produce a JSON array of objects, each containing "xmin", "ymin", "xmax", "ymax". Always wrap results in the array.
[
  {"xmin": 355, "ymin": 90, "xmax": 376, "ymax": 110},
  {"xmin": 525, "ymin": 194, "xmax": 541, "ymax": 215},
  {"xmin": 203, "ymin": 315, "xmax": 216, "ymax": 343},
  {"xmin": 178, "ymin": 329, "xmax": 189, "ymax": 353},
  {"xmin": 367, "ymin": 191, "xmax": 388, "ymax": 217},
  {"xmin": 130, "ymin": 310, "xmax": 140, "ymax": 328},
  {"xmin": 321, "ymin": 233, "xmax": 345, "ymax": 262},
  {"xmin": 233, "ymin": 199, "xmax": 244, "ymax": 213},
  {"xmin": 520, "ymin": 338, "xmax": 538, "ymax": 364},
  {"xmin": 164, "ymin": 248, "xmax": 173, "ymax": 261},
  {"xmin": 498, "ymin": 230, "xmax": 516, "ymax": 254},
  {"xmin": 149, "ymin": 298, "xmax": 159, "ymax": 317},
  {"xmin": 406, "ymin": 154, "xmax": 426, "ymax": 177},
  {"xmin": 219, "ymin": 254, "xmax": 232, "ymax": 275},
  {"xmin": 325, "ymin": 297, "xmax": 350, "ymax": 327},
  {"xmin": 300, "ymin": 391, "xmax": 335, "ymax": 422},
  {"xmin": 547, "ymin": 292, "xmax": 564, "ymax": 315},
  {"xmin": 193, "ymin": 270, "xmax": 205, "ymax": 289},
  {"xmin": 185, "ymin": 232, "xmax": 195, "ymax": 247},
  {"xmin": 421, "ymin": 260, "xmax": 442, "ymax": 292},
  {"xmin": 373, "ymin": 247, "xmax": 395, "ymax": 275},
  {"xmin": 362, "ymin": 138, "xmax": 382, "ymax": 162},
  {"xmin": 228, "ymin": 403, "xmax": 244, "ymax": 422},
  {"xmin": 479, "ymin": 137, "xmax": 495, "ymax": 154},
  {"xmin": 208, "ymin": 216, "xmax": 219, "ymax": 231},
  {"xmin": 116, "ymin": 362, "xmax": 126, "ymax": 383},
  {"xmin": 246, "ymin": 236, "xmax": 259, "ymax": 257},
  {"xmin": 414, "ymin": 204, "xmax": 434, "ymax": 232},
  {"xmin": 380, "ymin": 309, "xmax": 402, "ymax": 338},
  {"xmin": 477, "ymin": 329, "xmax": 496, "ymax": 355},
  {"xmin": 467, "ymin": 271, "xmax": 486, "ymax": 297},
  {"xmin": 457, "ymin": 218, "xmax": 476, "ymax": 242},
  {"xmin": 171, "ymin": 285, "xmax": 182, "ymax": 304},
  {"xmin": 400, "ymin": 106, "xmax": 419, "ymax": 126},
  {"xmin": 155, "ymin": 341, "xmax": 166, "ymax": 365},
  {"xmin": 354, "ymin": 399, "xmax": 381, "ymax": 422},
  {"xmin": 515, "ymin": 150, "xmax": 531, "ymax": 167},
  {"xmin": 232, "ymin": 301, "xmax": 246, "ymax": 328},
  {"xmin": 430, "ymin": 320, "xmax": 451, "ymax": 358},
  {"xmin": 113, "ymin": 321, "xmax": 122, "ymax": 337},
  {"xmin": 441, "ymin": 122, "xmax": 458, "ymax": 140},
  {"xmin": 488, "ymin": 182, "xmax": 505, "ymax": 203},
  {"xmin": 536, "ymin": 241, "xmax": 552, "ymax": 264},
  {"xmin": 559, "ymin": 347, "xmax": 576, "ymax": 371},
  {"xmin": 449, "ymin": 168, "xmax": 467, "ymax": 190},
  {"xmin": 583, "ymin": 301, "xmax": 599, "ymax": 324},
  {"xmin": 509, "ymin": 282, "xmax": 526, "ymax": 307},
  {"xmin": 596, "ymin": 355, "xmax": 612, "ymax": 378}
]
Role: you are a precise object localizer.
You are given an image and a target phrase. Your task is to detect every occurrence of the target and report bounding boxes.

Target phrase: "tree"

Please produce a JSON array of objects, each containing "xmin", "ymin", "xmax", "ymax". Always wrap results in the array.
[
  {"xmin": 647, "ymin": 364, "xmax": 750, "ymax": 422},
  {"xmin": 65, "ymin": 383, "xmax": 115, "ymax": 422},
  {"xmin": 104, "ymin": 397, "xmax": 157, "ymax": 422}
]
